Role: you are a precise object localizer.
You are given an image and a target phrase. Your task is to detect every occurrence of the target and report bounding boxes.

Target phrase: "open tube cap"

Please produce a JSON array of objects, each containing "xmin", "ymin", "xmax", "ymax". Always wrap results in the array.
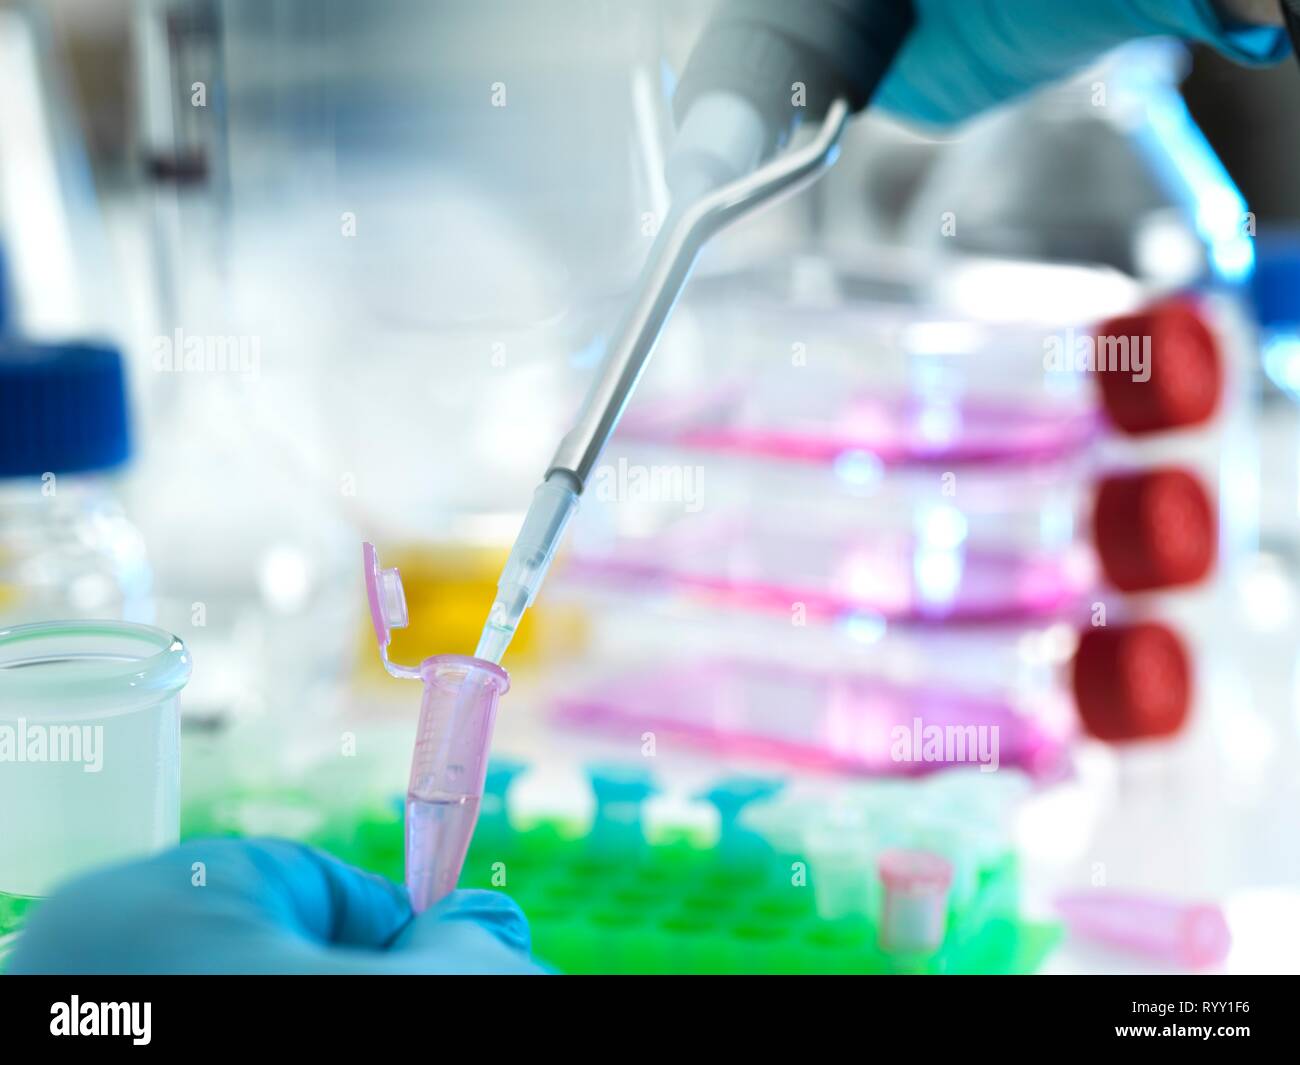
[
  {"xmin": 878, "ymin": 848, "xmax": 954, "ymax": 893},
  {"xmin": 363, "ymin": 541, "xmax": 409, "ymax": 653}
]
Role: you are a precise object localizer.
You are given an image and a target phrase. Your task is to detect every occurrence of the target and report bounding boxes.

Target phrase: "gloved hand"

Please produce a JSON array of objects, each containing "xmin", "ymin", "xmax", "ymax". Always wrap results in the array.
[
  {"xmin": 7, "ymin": 838, "xmax": 546, "ymax": 975},
  {"xmin": 878, "ymin": 0, "xmax": 1290, "ymax": 126}
]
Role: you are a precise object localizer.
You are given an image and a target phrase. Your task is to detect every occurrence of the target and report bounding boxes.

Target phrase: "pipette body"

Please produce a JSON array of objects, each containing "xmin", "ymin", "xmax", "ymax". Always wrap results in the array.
[
  {"xmin": 472, "ymin": 96, "xmax": 847, "ymax": 664},
  {"xmin": 474, "ymin": 1, "xmax": 915, "ymax": 664}
]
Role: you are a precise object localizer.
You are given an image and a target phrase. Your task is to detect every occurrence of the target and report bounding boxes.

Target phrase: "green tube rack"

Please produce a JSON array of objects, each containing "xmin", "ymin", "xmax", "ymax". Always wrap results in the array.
[{"xmin": 182, "ymin": 786, "xmax": 1059, "ymax": 975}]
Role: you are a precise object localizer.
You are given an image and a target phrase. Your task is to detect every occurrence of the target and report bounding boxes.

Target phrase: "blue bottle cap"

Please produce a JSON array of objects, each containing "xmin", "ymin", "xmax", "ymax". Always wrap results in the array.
[
  {"xmin": 0, "ymin": 244, "xmax": 10, "ymax": 332},
  {"xmin": 0, "ymin": 340, "xmax": 130, "ymax": 477},
  {"xmin": 1252, "ymin": 235, "xmax": 1300, "ymax": 329}
]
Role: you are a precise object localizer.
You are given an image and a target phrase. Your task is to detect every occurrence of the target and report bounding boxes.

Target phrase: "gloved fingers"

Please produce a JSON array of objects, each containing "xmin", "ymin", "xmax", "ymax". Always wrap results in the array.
[
  {"xmin": 50, "ymin": 837, "xmax": 414, "ymax": 950},
  {"xmin": 420, "ymin": 889, "xmax": 533, "ymax": 954},
  {"xmin": 390, "ymin": 919, "xmax": 546, "ymax": 974},
  {"xmin": 877, "ymin": 0, "xmax": 1290, "ymax": 128},
  {"xmin": 6, "ymin": 841, "xmax": 273, "ymax": 974},
  {"xmin": 7, "ymin": 840, "xmax": 547, "ymax": 975},
  {"xmin": 221, "ymin": 838, "xmax": 413, "ymax": 948},
  {"xmin": 178, "ymin": 896, "xmax": 546, "ymax": 974},
  {"xmin": 193, "ymin": 846, "xmax": 545, "ymax": 971},
  {"xmin": 388, "ymin": 891, "xmax": 546, "ymax": 974}
]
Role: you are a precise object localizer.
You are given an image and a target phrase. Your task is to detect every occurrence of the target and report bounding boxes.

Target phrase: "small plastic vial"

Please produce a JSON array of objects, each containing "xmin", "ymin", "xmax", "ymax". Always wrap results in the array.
[
  {"xmin": 877, "ymin": 848, "xmax": 955, "ymax": 955},
  {"xmin": 0, "ymin": 341, "xmax": 151, "ymax": 626}
]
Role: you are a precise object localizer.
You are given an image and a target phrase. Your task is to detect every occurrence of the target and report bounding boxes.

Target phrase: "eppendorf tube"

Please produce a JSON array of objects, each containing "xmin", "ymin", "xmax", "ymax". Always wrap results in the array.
[
  {"xmin": 1055, "ymin": 890, "xmax": 1231, "ymax": 969},
  {"xmin": 363, "ymin": 543, "xmax": 513, "ymax": 913},
  {"xmin": 405, "ymin": 655, "xmax": 510, "ymax": 913},
  {"xmin": 877, "ymin": 848, "xmax": 954, "ymax": 955}
]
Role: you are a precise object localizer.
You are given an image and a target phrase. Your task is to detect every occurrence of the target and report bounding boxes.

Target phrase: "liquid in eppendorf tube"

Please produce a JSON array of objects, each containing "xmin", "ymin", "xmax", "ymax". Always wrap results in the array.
[{"xmin": 405, "ymin": 792, "xmax": 482, "ymax": 913}]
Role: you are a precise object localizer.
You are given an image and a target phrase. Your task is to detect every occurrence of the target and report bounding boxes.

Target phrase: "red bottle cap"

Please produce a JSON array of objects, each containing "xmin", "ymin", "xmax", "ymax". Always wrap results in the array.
[
  {"xmin": 1092, "ymin": 298, "xmax": 1222, "ymax": 435},
  {"xmin": 1093, "ymin": 469, "xmax": 1216, "ymax": 592},
  {"xmin": 1072, "ymin": 623, "xmax": 1192, "ymax": 742}
]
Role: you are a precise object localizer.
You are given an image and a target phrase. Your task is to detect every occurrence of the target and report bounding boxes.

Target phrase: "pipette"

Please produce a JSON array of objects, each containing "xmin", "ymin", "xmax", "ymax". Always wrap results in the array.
[
  {"xmin": 472, "ymin": 113, "xmax": 848, "ymax": 661},
  {"xmin": 471, "ymin": 126, "xmax": 847, "ymax": 659},
  {"xmin": 476, "ymin": 0, "xmax": 917, "ymax": 663},
  {"xmin": 365, "ymin": 3, "xmax": 916, "ymax": 906}
]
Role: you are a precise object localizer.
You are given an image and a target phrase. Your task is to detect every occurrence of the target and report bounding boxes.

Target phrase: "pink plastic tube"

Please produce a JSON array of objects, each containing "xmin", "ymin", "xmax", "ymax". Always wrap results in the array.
[
  {"xmin": 405, "ymin": 655, "xmax": 510, "ymax": 913},
  {"xmin": 362, "ymin": 544, "xmax": 513, "ymax": 913},
  {"xmin": 877, "ymin": 849, "xmax": 954, "ymax": 954},
  {"xmin": 1055, "ymin": 891, "xmax": 1231, "ymax": 969}
]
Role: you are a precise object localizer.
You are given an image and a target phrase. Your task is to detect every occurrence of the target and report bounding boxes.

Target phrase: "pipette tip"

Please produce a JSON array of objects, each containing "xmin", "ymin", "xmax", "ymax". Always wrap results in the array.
[{"xmin": 475, "ymin": 622, "xmax": 514, "ymax": 665}]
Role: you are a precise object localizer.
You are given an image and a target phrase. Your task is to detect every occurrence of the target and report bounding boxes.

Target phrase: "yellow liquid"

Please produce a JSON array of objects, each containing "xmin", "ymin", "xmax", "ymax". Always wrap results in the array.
[{"xmin": 359, "ymin": 543, "xmax": 586, "ymax": 673}]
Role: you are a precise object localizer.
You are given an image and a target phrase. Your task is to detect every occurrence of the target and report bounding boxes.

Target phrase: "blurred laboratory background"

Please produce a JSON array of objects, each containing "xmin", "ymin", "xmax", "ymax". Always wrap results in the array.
[{"xmin": 2, "ymin": 0, "xmax": 1299, "ymax": 974}]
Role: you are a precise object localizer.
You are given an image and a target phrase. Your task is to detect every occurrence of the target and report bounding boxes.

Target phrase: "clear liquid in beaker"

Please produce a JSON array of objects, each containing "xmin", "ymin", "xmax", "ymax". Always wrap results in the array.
[{"xmin": 0, "ymin": 696, "xmax": 180, "ymax": 902}]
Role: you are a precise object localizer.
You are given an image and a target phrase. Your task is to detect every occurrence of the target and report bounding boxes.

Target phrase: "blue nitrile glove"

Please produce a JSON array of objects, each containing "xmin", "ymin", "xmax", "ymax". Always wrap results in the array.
[
  {"xmin": 878, "ymin": 0, "xmax": 1291, "ymax": 126},
  {"xmin": 7, "ymin": 838, "xmax": 545, "ymax": 975}
]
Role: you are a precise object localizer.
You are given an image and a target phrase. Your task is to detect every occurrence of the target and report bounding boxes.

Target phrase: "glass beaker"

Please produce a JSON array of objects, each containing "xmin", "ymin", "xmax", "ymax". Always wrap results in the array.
[{"xmin": 0, "ymin": 620, "xmax": 191, "ymax": 934}]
